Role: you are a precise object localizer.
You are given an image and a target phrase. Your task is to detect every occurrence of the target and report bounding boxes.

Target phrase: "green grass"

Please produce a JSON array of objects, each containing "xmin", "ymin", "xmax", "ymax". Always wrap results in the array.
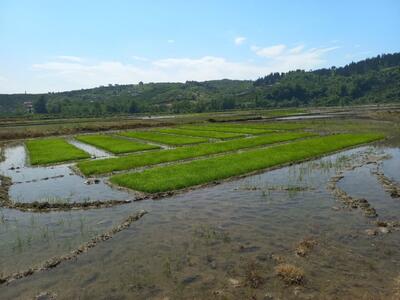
[
  {"xmin": 180, "ymin": 125, "xmax": 273, "ymax": 135},
  {"xmin": 77, "ymin": 132, "xmax": 315, "ymax": 176},
  {"xmin": 110, "ymin": 133, "xmax": 384, "ymax": 193},
  {"xmin": 118, "ymin": 131, "xmax": 208, "ymax": 146},
  {"xmin": 154, "ymin": 128, "xmax": 245, "ymax": 139},
  {"xmin": 198, "ymin": 122, "xmax": 308, "ymax": 130},
  {"xmin": 75, "ymin": 134, "xmax": 159, "ymax": 154},
  {"xmin": 26, "ymin": 138, "xmax": 90, "ymax": 165}
]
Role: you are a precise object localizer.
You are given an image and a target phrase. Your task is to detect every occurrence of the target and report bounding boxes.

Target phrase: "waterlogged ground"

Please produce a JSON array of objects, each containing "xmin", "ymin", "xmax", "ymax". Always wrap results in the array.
[
  {"xmin": 0, "ymin": 139, "xmax": 399, "ymax": 299},
  {"xmin": 0, "ymin": 144, "xmax": 132, "ymax": 203}
]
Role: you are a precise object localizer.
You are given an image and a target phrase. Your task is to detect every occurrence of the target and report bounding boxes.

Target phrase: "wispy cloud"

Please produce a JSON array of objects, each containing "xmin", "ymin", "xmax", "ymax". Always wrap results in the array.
[
  {"xmin": 252, "ymin": 44, "xmax": 286, "ymax": 58},
  {"xmin": 32, "ymin": 56, "xmax": 271, "ymax": 88},
  {"xmin": 234, "ymin": 36, "xmax": 246, "ymax": 46},
  {"xmin": 252, "ymin": 44, "xmax": 339, "ymax": 70},
  {"xmin": 167, "ymin": 39, "xmax": 175, "ymax": 44},
  {"xmin": 56, "ymin": 55, "xmax": 83, "ymax": 62}
]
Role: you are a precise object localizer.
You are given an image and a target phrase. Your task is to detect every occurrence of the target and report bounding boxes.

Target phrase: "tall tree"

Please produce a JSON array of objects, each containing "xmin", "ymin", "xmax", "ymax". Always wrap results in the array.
[
  {"xmin": 128, "ymin": 100, "xmax": 139, "ymax": 113},
  {"xmin": 34, "ymin": 95, "xmax": 48, "ymax": 114}
]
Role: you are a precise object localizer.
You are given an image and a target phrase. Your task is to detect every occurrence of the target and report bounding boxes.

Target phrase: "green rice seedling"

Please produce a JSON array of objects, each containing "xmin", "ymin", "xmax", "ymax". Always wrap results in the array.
[
  {"xmin": 209, "ymin": 122, "xmax": 308, "ymax": 130},
  {"xmin": 180, "ymin": 125, "xmax": 272, "ymax": 135},
  {"xmin": 26, "ymin": 138, "xmax": 90, "ymax": 165},
  {"xmin": 110, "ymin": 133, "xmax": 384, "ymax": 193},
  {"xmin": 118, "ymin": 131, "xmax": 208, "ymax": 146},
  {"xmin": 75, "ymin": 134, "xmax": 160, "ymax": 154},
  {"xmin": 78, "ymin": 132, "xmax": 314, "ymax": 176},
  {"xmin": 154, "ymin": 127, "xmax": 245, "ymax": 139}
]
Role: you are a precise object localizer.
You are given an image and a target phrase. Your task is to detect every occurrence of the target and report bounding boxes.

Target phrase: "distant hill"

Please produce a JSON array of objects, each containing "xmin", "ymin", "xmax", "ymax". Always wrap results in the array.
[{"xmin": 1, "ymin": 52, "xmax": 399, "ymax": 117}]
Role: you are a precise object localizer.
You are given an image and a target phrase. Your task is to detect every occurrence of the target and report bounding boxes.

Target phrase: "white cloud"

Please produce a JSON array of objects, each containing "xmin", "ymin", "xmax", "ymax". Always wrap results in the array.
[
  {"xmin": 1, "ymin": 43, "xmax": 339, "ymax": 93},
  {"xmin": 56, "ymin": 55, "xmax": 83, "ymax": 62},
  {"xmin": 288, "ymin": 45, "xmax": 305, "ymax": 54},
  {"xmin": 234, "ymin": 36, "xmax": 246, "ymax": 45},
  {"xmin": 252, "ymin": 44, "xmax": 286, "ymax": 58},
  {"xmin": 31, "ymin": 56, "xmax": 271, "ymax": 90},
  {"xmin": 132, "ymin": 55, "xmax": 149, "ymax": 62},
  {"xmin": 252, "ymin": 44, "xmax": 339, "ymax": 71}
]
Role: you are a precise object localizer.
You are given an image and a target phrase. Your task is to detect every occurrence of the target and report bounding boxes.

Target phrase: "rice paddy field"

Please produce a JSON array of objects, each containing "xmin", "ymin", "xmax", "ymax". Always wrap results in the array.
[
  {"xmin": 25, "ymin": 138, "xmax": 90, "ymax": 165},
  {"xmin": 118, "ymin": 130, "xmax": 209, "ymax": 146},
  {"xmin": 75, "ymin": 134, "xmax": 160, "ymax": 154},
  {"xmin": 1, "ymin": 107, "xmax": 400, "ymax": 299}
]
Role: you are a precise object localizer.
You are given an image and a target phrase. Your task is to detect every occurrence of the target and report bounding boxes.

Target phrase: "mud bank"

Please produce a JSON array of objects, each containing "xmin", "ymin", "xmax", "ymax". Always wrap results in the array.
[{"xmin": 0, "ymin": 210, "xmax": 147, "ymax": 285}]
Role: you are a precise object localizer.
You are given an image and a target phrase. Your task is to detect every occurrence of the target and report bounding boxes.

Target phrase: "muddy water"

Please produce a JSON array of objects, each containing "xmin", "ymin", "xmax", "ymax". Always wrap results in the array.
[
  {"xmin": 0, "ymin": 144, "xmax": 132, "ymax": 203},
  {"xmin": 0, "ymin": 144, "xmax": 399, "ymax": 299}
]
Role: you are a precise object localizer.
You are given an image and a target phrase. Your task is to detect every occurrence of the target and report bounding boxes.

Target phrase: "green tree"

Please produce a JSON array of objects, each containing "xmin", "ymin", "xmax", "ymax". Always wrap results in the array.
[
  {"xmin": 34, "ymin": 95, "xmax": 48, "ymax": 114},
  {"xmin": 128, "ymin": 100, "xmax": 139, "ymax": 113}
]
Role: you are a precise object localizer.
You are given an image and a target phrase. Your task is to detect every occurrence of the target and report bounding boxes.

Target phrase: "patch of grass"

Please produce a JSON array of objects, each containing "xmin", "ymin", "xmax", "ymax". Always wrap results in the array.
[
  {"xmin": 295, "ymin": 238, "xmax": 318, "ymax": 257},
  {"xmin": 75, "ymin": 134, "xmax": 159, "ymax": 154},
  {"xmin": 26, "ymin": 138, "xmax": 90, "ymax": 165},
  {"xmin": 110, "ymin": 133, "xmax": 384, "ymax": 193},
  {"xmin": 274, "ymin": 263, "xmax": 305, "ymax": 285},
  {"xmin": 118, "ymin": 131, "xmax": 208, "ymax": 146},
  {"xmin": 154, "ymin": 128, "xmax": 245, "ymax": 139},
  {"xmin": 180, "ymin": 125, "xmax": 273, "ymax": 135},
  {"xmin": 78, "ymin": 132, "xmax": 314, "ymax": 176}
]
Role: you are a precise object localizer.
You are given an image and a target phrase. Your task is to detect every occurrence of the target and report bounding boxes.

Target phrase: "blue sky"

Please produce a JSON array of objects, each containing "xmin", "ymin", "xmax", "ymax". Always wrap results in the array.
[{"xmin": 0, "ymin": 0, "xmax": 399, "ymax": 93}]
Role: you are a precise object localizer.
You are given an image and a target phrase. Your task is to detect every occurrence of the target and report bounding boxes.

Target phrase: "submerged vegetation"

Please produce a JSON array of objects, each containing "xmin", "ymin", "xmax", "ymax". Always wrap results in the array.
[
  {"xmin": 25, "ymin": 138, "xmax": 90, "ymax": 165},
  {"xmin": 110, "ymin": 133, "xmax": 384, "ymax": 193},
  {"xmin": 75, "ymin": 134, "xmax": 159, "ymax": 154},
  {"xmin": 274, "ymin": 263, "xmax": 305, "ymax": 285}
]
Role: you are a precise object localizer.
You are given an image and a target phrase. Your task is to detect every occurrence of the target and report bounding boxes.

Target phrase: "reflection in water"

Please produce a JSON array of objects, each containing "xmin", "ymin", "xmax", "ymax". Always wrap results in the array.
[{"xmin": 0, "ymin": 144, "xmax": 132, "ymax": 203}]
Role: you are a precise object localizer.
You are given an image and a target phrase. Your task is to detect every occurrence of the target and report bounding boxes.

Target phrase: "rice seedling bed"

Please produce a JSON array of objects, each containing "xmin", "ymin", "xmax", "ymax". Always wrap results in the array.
[
  {"xmin": 193, "ymin": 122, "xmax": 308, "ymax": 130},
  {"xmin": 77, "ymin": 132, "xmax": 315, "ymax": 176},
  {"xmin": 75, "ymin": 134, "xmax": 160, "ymax": 154},
  {"xmin": 118, "ymin": 131, "xmax": 208, "ymax": 146},
  {"xmin": 110, "ymin": 133, "xmax": 384, "ymax": 193},
  {"xmin": 154, "ymin": 128, "xmax": 245, "ymax": 139},
  {"xmin": 26, "ymin": 138, "xmax": 90, "ymax": 165},
  {"xmin": 180, "ymin": 125, "xmax": 273, "ymax": 135}
]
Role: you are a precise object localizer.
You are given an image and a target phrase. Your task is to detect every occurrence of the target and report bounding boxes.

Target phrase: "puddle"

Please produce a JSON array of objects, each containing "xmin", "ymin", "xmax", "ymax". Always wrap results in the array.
[
  {"xmin": 0, "ymin": 144, "xmax": 132, "ymax": 203},
  {"xmin": 380, "ymin": 148, "xmax": 400, "ymax": 183}
]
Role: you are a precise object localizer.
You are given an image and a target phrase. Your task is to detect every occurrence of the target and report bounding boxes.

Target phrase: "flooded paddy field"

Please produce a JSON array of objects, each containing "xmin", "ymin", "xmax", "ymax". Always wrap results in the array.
[{"xmin": 0, "ymin": 116, "xmax": 399, "ymax": 299}]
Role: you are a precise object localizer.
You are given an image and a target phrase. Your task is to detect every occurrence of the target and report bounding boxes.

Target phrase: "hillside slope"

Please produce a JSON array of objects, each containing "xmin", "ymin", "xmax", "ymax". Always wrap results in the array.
[{"xmin": 0, "ymin": 53, "xmax": 399, "ymax": 116}]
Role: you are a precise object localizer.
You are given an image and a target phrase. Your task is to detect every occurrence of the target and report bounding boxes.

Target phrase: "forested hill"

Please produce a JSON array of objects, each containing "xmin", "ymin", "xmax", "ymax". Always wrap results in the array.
[{"xmin": 1, "ymin": 52, "xmax": 399, "ymax": 116}]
